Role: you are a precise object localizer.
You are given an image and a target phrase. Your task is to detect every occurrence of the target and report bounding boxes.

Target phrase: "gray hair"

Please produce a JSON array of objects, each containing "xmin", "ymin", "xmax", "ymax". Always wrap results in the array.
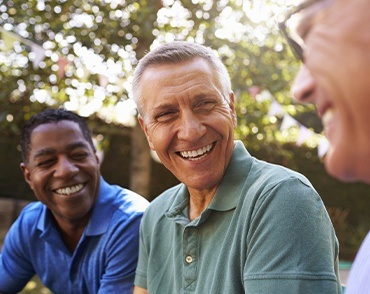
[{"xmin": 131, "ymin": 41, "xmax": 232, "ymax": 114}]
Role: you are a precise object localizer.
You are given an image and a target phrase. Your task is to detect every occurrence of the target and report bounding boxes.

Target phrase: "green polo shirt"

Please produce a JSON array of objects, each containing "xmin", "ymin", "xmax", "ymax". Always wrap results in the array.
[{"xmin": 135, "ymin": 141, "xmax": 341, "ymax": 293}]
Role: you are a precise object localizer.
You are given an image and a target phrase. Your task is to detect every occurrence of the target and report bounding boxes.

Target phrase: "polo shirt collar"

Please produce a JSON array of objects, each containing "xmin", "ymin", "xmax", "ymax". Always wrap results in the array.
[
  {"xmin": 208, "ymin": 140, "xmax": 252, "ymax": 212},
  {"xmin": 85, "ymin": 177, "xmax": 113, "ymax": 236},
  {"xmin": 166, "ymin": 140, "xmax": 252, "ymax": 223}
]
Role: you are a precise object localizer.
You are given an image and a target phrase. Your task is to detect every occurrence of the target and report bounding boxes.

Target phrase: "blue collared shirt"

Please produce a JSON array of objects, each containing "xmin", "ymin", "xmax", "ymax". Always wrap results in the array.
[{"xmin": 0, "ymin": 177, "xmax": 149, "ymax": 294}]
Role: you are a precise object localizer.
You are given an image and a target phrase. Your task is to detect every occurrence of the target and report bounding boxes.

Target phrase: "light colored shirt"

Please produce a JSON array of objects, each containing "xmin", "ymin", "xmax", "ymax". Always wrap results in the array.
[{"xmin": 345, "ymin": 231, "xmax": 370, "ymax": 293}]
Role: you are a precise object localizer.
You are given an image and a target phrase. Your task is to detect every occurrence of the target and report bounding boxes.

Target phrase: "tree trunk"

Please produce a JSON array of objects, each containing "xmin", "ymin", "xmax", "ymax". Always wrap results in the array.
[
  {"xmin": 129, "ymin": 122, "xmax": 151, "ymax": 199},
  {"xmin": 129, "ymin": 0, "xmax": 163, "ymax": 200}
]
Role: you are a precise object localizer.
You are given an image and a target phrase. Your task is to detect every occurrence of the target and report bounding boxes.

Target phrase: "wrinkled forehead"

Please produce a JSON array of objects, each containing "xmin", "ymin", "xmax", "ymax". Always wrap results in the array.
[
  {"xmin": 287, "ymin": 0, "xmax": 343, "ymax": 42},
  {"xmin": 297, "ymin": 0, "xmax": 368, "ymax": 35}
]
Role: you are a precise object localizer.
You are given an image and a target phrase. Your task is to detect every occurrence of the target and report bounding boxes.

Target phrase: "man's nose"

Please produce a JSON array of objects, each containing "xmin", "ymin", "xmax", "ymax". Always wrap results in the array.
[
  {"xmin": 177, "ymin": 111, "xmax": 207, "ymax": 141},
  {"xmin": 292, "ymin": 65, "xmax": 316, "ymax": 103},
  {"xmin": 54, "ymin": 157, "xmax": 78, "ymax": 178}
]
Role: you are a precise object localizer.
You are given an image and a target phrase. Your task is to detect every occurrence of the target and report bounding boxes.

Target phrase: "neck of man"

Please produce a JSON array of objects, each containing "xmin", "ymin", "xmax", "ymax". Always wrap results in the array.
[
  {"xmin": 188, "ymin": 187, "xmax": 217, "ymax": 221},
  {"xmin": 53, "ymin": 214, "xmax": 90, "ymax": 252}
]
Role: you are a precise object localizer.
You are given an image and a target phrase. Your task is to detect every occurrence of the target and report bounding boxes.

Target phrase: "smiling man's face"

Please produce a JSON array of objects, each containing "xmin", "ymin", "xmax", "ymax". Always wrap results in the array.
[
  {"xmin": 291, "ymin": 0, "xmax": 370, "ymax": 183},
  {"xmin": 21, "ymin": 120, "xmax": 100, "ymax": 226},
  {"xmin": 138, "ymin": 58, "xmax": 236, "ymax": 193}
]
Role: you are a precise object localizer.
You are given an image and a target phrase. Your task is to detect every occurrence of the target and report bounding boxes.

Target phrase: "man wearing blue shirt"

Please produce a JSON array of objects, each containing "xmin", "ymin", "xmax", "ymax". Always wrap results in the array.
[{"xmin": 0, "ymin": 108, "xmax": 149, "ymax": 293}]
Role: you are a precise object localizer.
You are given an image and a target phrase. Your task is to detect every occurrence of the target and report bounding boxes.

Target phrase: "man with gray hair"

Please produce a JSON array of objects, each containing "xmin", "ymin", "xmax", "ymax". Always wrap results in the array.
[
  {"xmin": 278, "ymin": 0, "xmax": 370, "ymax": 292},
  {"xmin": 131, "ymin": 41, "xmax": 341, "ymax": 293}
]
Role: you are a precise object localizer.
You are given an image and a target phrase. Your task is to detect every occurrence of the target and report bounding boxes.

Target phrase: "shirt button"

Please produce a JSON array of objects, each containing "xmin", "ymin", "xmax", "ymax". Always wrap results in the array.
[{"xmin": 185, "ymin": 255, "xmax": 193, "ymax": 263}]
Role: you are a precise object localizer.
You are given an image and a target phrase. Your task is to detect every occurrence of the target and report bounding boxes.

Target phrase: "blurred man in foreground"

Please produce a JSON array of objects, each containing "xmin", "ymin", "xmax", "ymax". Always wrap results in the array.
[{"xmin": 278, "ymin": 0, "xmax": 370, "ymax": 291}]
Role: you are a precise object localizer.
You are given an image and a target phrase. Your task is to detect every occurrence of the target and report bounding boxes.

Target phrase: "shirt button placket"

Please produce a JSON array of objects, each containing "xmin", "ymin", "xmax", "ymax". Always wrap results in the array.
[{"xmin": 183, "ymin": 227, "xmax": 198, "ymax": 291}]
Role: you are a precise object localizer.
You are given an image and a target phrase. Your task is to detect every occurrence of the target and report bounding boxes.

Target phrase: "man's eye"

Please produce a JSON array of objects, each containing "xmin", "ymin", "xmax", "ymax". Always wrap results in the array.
[
  {"xmin": 155, "ymin": 111, "xmax": 177, "ymax": 122},
  {"xmin": 37, "ymin": 159, "xmax": 55, "ymax": 168},
  {"xmin": 196, "ymin": 100, "xmax": 216, "ymax": 111},
  {"xmin": 73, "ymin": 152, "xmax": 88, "ymax": 160}
]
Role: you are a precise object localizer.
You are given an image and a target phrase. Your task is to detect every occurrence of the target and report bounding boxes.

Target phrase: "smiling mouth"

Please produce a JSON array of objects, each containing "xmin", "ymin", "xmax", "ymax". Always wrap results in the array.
[
  {"xmin": 54, "ymin": 183, "xmax": 84, "ymax": 196},
  {"xmin": 179, "ymin": 143, "xmax": 214, "ymax": 161},
  {"xmin": 322, "ymin": 108, "xmax": 334, "ymax": 128}
]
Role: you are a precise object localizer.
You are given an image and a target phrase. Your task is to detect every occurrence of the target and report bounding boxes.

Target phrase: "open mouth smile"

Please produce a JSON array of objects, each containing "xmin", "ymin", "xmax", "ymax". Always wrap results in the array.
[
  {"xmin": 322, "ymin": 108, "xmax": 334, "ymax": 128},
  {"xmin": 179, "ymin": 143, "xmax": 214, "ymax": 161},
  {"xmin": 54, "ymin": 183, "xmax": 84, "ymax": 196}
]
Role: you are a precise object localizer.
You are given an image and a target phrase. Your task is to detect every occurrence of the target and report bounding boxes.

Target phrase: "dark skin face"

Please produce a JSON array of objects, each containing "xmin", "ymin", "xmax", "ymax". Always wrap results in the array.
[{"xmin": 21, "ymin": 120, "xmax": 100, "ymax": 251}]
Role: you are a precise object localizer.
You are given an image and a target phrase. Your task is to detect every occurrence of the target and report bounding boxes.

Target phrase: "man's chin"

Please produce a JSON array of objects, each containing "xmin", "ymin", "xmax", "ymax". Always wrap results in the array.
[{"xmin": 325, "ymin": 151, "xmax": 357, "ymax": 183}]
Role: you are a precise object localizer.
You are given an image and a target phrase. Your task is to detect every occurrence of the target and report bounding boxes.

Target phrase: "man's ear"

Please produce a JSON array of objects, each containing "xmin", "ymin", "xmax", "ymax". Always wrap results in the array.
[
  {"xmin": 95, "ymin": 153, "xmax": 100, "ymax": 165},
  {"xmin": 138, "ymin": 114, "xmax": 155, "ymax": 150},
  {"xmin": 20, "ymin": 162, "xmax": 33, "ymax": 190},
  {"xmin": 228, "ymin": 92, "xmax": 237, "ymax": 127}
]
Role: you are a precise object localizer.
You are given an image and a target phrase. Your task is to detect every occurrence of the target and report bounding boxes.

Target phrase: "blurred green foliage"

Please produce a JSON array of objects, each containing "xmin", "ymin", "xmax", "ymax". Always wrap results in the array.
[{"xmin": 0, "ymin": 0, "xmax": 311, "ymax": 133}]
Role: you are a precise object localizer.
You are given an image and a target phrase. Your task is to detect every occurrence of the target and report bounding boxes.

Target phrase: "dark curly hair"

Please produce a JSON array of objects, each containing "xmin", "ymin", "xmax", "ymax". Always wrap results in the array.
[{"xmin": 20, "ymin": 108, "xmax": 96, "ymax": 163}]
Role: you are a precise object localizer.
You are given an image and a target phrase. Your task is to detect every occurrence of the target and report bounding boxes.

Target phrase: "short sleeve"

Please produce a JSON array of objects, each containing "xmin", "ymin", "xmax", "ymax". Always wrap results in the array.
[
  {"xmin": 133, "ymin": 211, "xmax": 150, "ymax": 289},
  {"xmin": 244, "ymin": 177, "xmax": 341, "ymax": 293},
  {"xmin": 98, "ymin": 211, "xmax": 144, "ymax": 293}
]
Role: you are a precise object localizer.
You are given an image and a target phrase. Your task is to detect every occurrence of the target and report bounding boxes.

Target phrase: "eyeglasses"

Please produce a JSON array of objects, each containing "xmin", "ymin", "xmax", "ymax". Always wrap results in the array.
[{"xmin": 276, "ymin": 0, "xmax": 323, "ymax": 62}]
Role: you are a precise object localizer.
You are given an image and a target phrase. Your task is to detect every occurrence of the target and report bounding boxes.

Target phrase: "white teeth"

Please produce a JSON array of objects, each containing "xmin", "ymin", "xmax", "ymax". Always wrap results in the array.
[
  {"xmin": 55, "ymin": 184, "xmax": 84, "ymax": 196},
  {"xmin": 180, "ymin": 143, "xmax": 213, "ymax": 159},
  {"xmin": 322, "ymin": 109, "xmax": 334, "ymax": 127}
]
